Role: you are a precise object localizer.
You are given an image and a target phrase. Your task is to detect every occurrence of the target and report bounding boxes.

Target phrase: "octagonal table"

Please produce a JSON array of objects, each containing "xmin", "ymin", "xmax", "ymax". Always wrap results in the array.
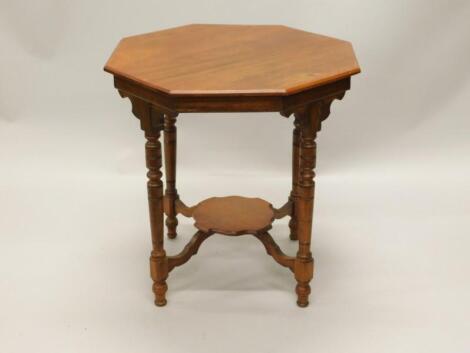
[{"xmin": 104, "ymin": 24, "xmax": 360, "ymax": 307}]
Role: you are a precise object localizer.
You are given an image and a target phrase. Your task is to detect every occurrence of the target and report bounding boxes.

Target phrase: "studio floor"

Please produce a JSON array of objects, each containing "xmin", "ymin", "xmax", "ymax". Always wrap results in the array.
[
  {"xmin": 1, "ymin": 168, "xmax": 468, "ymax": 353},
  {"xmin": 2, "ymin": 0, "xmax": 470, "ymax": 351}
]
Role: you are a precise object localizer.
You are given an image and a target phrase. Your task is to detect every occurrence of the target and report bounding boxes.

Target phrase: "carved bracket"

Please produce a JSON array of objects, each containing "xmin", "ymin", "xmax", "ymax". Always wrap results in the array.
[
  {"xmin": 118, "ymin": 91, "xmax": 178, "ymax": 133},
  {"xmin": 281, "ymin": 91, "xmax": 346, "ymax": 133}
]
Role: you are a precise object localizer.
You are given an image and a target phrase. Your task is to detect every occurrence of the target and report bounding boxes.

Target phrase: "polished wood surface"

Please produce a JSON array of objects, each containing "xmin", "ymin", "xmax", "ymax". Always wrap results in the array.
[
  {"xmin": 193, "ymin": 196, "xmax": 274, "ymax": 235},
  {"xmin": 289, "ymin": 113, "xmax": 301, "ymax": 241},
  {"xmin": 113, "ymin": 74, "xmax": 351, "ymax": 113},
  {"xmin": 105, "ymin": 24, "xmax": 359, "ymax": 96},
  {"xmin": 163, "ymin": 114, "xmax": 178, "ymax": 239},
  {"xmin": 105, "ymin": 25, "xmax": 360, "ymax": 308}
]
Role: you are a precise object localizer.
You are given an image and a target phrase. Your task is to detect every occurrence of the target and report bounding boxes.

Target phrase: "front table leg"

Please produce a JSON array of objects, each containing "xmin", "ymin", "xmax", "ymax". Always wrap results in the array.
[
  {"xmin": 121, "ymin": 95, "xmax": 169, "ymax": 306},
  {"xmin": 294, "ymin": 102, "xmax": 322, "ymax": 307},
  {"xmin": 143, "ymin": 110, "xmax": 168, "ymax": 306},
  {"xmin": 146, "ymin": 127, "xmax": 168, "ymax": 306}
]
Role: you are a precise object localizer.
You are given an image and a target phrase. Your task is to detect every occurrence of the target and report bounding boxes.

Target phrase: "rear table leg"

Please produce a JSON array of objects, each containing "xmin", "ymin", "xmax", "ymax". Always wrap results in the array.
[
  {"xmin": 289, "ymin": 114, "xmax": 301, "ymax": 241},
  {"xmin": 164, "ymin": 114, "xmax": 179, "ymax": 239}
]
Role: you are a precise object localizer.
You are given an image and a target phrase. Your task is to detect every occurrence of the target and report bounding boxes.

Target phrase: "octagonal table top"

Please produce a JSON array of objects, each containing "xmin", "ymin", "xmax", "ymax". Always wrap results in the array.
[{"xmin": 104, "ymin": 24, "xmax": 360, "ymax": 97}]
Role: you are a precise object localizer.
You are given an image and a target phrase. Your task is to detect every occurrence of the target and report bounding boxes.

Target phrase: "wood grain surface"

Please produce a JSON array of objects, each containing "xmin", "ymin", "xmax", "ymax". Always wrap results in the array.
[
  {"xmin": 105, "ymin": 24, "xmax": 360, "ymax": 96},
  {"xmin": 106, "ymin": 26, "xmax": 360, "ymax": 307},
  {"xmin": 193, "ymin": 196, "xmax": 274, "ymax": 235}
]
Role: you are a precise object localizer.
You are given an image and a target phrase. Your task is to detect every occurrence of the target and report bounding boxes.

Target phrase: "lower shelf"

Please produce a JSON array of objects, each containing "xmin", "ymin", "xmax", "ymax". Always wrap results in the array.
[{"xmin": 192, "ymin": 196, "xmax": 275, "ymax": 235}]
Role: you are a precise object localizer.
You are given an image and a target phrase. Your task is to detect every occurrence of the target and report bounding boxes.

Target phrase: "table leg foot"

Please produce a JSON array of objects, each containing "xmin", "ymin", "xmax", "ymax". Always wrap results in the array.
[
  {"xmin": 153, "ymin": 282, "xmax": 168, "ymax": 306},
  {"xmin": 166, "ymin": 216, "xmax": 178, "ymax": 239},
  {"xmin": 289, "ymin": 215, "xmax": 298, "ymax": 241},
  {"xmin": 296, "ymin": 282, "xmax": 311, "ymax": 307},
  {"xmin": 150, "ymin": 250, "xmax": 168, "ymax": 307}
]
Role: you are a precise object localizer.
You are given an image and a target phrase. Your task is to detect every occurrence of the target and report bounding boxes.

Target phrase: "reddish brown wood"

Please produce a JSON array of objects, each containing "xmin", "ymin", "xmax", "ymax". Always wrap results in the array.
[
  {"xmin": 192, "ymin": 196, "xmax": 274, "ymax": 235},
  {"xmin": 253, "ymin": 232, "xmax": 295, "ymax": 271},
  {"xmin": 120, "ymin": 95, "xmax": 169, "ymax": 306},
  {"xmin": 167, "ymin": 231, "xmax": 213, "ymax": 271},
  {"xmin": 292, "ymin": 96, "xmax": 341, "ymax": 307},
  {"xmin": 105, "ymin": 25, "xmax": 360, "ymax": 308},
  {"xmin": 174, "ymin": 198, "xmax": 196, "ymax": 217},
  {"xmin": 144, "ymin": 111, "xmax": 168, "ymax": 307},
  {"xmin": 105, "ymin": 24, "xmax": 359, "ymax": 96},
  {"xmin": 289, "ymin": 113, "xmax": 301, "ymax": 241},
  {"xmin": 163, "ymin": 114, "xmax": 178, "ymax": 239},
  {"xmin": 273, "ymin": 200, "xmax": 292, "ymax": 219},
  {"xmin": 293, "ymin": 103, "xmax": 319, "ymax": 307},
  {"xmin": 114, "ymin": 74, "xmax": 351, "ymax": 113}
]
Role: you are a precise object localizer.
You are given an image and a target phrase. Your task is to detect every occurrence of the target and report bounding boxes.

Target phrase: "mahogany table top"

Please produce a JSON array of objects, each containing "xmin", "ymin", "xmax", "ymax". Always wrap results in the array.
[{"xmin": 104, "ymin": 24, "xmax": 360, "ymax": 97}]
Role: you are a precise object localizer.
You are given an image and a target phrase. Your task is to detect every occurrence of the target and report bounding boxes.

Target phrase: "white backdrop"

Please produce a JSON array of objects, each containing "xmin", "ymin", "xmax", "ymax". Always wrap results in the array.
[{"xmin": 1, "ymin": 1, "xmax": 469, "ymax": 352}]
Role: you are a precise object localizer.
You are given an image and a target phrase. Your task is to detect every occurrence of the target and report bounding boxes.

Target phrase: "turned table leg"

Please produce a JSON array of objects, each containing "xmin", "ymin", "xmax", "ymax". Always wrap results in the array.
[
  {"xmin": 145, "ymin": 112, "xmax": 168, "ymax": 307},
  {"xmin": 294, "ymin": 102, "xmax": 321, "ymax": 307},
  {"xmin": 289, "ymin": 114, "xmax": 301, "ymax": 240},
  {"xmin": 164, "ymin": 114, "xmax": 179, "ymax": 239}
]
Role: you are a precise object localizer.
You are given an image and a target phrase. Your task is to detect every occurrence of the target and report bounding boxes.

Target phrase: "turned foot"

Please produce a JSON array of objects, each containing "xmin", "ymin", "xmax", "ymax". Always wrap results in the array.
[
  {"xmin": 150, "ymin": 249, "xmax": 169, "ymax": 308},
  {"xmin": 288, "ymin": 216, "xmax": 298, "ymax": 241},
  {"xmin": 166, "ymin": 216, "xmax": 178, "ymax": 239},
  {"xmin": 296, "ymin": 282, "xmax": 311, "ymax": 307},
  {"xmin": 152, "ymin": 282, "xmax": 168, "ymax": 306}
]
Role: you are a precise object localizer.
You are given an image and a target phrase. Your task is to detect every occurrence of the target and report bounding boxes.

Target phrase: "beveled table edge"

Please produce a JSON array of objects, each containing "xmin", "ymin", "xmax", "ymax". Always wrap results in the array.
[{"xmin": 111, "ymin": 75, "xmax": 352, "ymax": 114}]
